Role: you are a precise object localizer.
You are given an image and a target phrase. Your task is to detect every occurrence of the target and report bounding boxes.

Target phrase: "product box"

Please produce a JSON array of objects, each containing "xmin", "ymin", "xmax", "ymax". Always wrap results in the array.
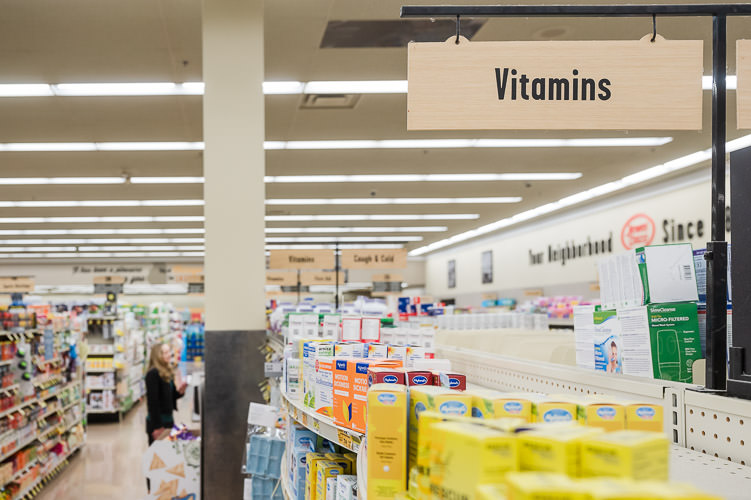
[
  {"xmin": 475, "ymin": 484, "xmax": 508, "ymax": 500},
  {"xmin": 414, "ymin": 410, "xmax": 476, "ymax": 477},
  {"xmin": 387, "ymin": 345, "xmax": 408, "ymax": 362},
  {"xmin": 367, "ymin": 366, "xmax": 406, "ymax": 386},
  {"xmin": 367, "ymin": 384, "xmax": 408, "ymax": 500},
  {"xmin": 593, "ymin": 309, "xmax": 622, "ymax": 374},
  {"xmin": 432, "ymin": 371, "xmax": 467, "ymax": 390},
  {"xmin": 303, "ymin": 342, "xmax": 334, "ymax": 409},
  {"xmin": 366, "ymin": 343, "xmax": 388, "ymax": 359},
  {"xmin": 697, "ymin": 303, "xmax": 732, "ymax": 356},
  {"xmin": 518, "ymin": 426, "xmax": 604, "ymax": 477},
  {"xmin": 306, "ymin": 453, "xmax": 329, "ymax": 500},
  {"xmin": 577, "ymin": 400, "xmax": 626, "ymax": 432},
  {"xmin": 429, "ymin": 421, "xmax": 518, "ymax": 500},
  {"xmin": 303, "ymin": 313, "xmax": 320, "ymax": 338},
  {"xmin": 289, "ymin": 313, "xmax": 306, "ymax": 341},
  {"xmin": 406, "ymin": 370, "xmax": 434, "ymax": 387},
  {"xmin": 326, "ymin": 478, "xmax": 337, "ymax": 500},
  {"xmin": 644, "ymin": 481, "xmax": 723, "ymax": 500},
  {"xmin": 636, "ymin": 244, "xmax": 699, "ymax": 305},
  {"xmin": 334, "ymin": 342, "xmax": 367, "ymax": 359},
  {"xmin": 341, "ymin": 317, "xmax": 361, "ymax": 342},
  {"xmin": 406, "ymin": 346, "xmax": 432, "ymax": 368},
  {"xmin": 408, "ymin": 386, "xmax": 473, "ymax": 471},
  {"xmin": 361, "ymin": 317, "xmax": 381, "ymax": 342},
  {"xmin": 694, "ymin": 247, "xmax": 732, "ymax": 304},
  {"xmin": 336, "ymin": 475, "xmax": 357, "ymax": 500},
  {"xmin": 506, "ymin": 472, "xmax": 589, "ymax": 500},
  {"xmin": 325, "ymin": 453, "xmax": 352, "ymax": 475},
  {"xmin": 618, "ymin": 302, "xmax": 702, "ymax": 383},
  {"xmin": 315, "ymin": 357, "xmax": 335, "ymax": 417},
  {"xmin": 580, "ymin": 430, "xmax": 669, "ymax": 480},
  {"xmin": 574, "ymin": 305, "xmax": 596, "ymax": 370},
  {"xmin": 286, "ymin": 358, "xmax": 302, "ymax": 401},
  {"xmin": 316, "ymin": 461, "xmax": 344, "ymax": 500},
  {"xmin": 625, "ymin": 402, "xmax": 663, "ymax": 432},
  {"xmin": 322, "ymin": 314, "xmax": 341, "ymax": 340},
  {"xmin": 471, "ymin": 390, "xmax": 541, "ymax": 423},
  {"xmin": 332, "ymin": 358, "xmax": 353, "ymax": 429},
  {"xmin": 536, "ymin": 396, "xmax": 580, "ymax": 423}
]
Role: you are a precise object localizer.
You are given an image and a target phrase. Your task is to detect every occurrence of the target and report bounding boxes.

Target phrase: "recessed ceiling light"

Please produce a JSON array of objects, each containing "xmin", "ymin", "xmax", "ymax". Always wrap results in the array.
[{"xmin": 263, "ymin": 214, "xmax": 479, "ymax": 221}]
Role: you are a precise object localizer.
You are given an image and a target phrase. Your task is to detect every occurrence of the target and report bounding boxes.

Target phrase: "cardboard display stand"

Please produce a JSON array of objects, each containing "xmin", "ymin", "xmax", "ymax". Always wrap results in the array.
[{"xmin": 142, "ymin": 431, "xmax": 201, "ymax": 500}]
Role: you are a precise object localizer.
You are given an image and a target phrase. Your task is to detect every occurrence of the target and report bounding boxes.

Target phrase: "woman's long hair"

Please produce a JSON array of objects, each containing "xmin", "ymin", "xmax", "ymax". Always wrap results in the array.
[{"xmin": 148, "ymin": 343, "xmax": 174, "ymax": 382}]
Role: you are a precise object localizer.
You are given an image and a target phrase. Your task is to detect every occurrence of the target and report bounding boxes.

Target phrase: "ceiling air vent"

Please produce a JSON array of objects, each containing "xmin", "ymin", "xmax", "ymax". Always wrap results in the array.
[{"xmin": 300, "ymin": 93, "xmax": 361, "ymax": 109}]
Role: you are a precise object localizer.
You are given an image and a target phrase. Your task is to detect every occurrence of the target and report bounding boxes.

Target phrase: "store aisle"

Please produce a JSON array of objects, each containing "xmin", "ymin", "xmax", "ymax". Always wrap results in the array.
[{"xmin": 36, "ymin": 396, "xmax": 195, "ymax": 500}]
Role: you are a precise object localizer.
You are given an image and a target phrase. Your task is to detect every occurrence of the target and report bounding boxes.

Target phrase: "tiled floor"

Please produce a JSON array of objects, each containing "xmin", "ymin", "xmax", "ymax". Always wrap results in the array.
[{"xmin": 36, "ymin": 397, "xmax": 195, "ymax": 500}]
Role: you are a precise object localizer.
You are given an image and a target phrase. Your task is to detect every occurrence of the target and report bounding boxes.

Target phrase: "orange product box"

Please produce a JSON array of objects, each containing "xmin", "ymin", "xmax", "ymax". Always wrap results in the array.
[
  {"xmin": 333, "ymin": 358, "xmax": 354, "ymax": 429},
  {"xmin": 338, "ymin": 358, "xmax": 402, "ymax": 433}
]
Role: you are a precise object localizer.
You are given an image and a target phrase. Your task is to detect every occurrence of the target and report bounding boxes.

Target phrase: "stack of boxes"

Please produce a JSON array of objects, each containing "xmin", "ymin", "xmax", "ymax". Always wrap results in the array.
[{"xmin": 575, "ymin": 243, "xmax": 703, "ymax": 383}]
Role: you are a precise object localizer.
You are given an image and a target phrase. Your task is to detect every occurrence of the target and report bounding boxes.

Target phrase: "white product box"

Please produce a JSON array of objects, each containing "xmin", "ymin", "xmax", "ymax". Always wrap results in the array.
[
  {"xmin": 303, "ymin": 313, "xmax": 320, "ymax": 338},
  {"xmin": 327, "ymin": 478, "xmax": 337, "ymax": 500},
  {"xmin": 286, "ymin": 358, "xmax": 301, "ymax": 400},
  {"xmin": 341, "ymin": 317, "xmax": 361, "ymax": 342},
  {"xmin": 593, "ymin": 309, "xmax": 622, "ymax": 374},
  {"xmin": 289, "ymin": 314, "xmax": 305, "ymax": 342},
  {"xmin": 322, "ymin": 314, "xmax": 341, "ymax": 340},
  {"xmin": 336, "ymin": 475, "xmax": 357, "ymax": 500},
  {"xmin": 406, "ymin": 346, "xmax": 430, "ymax": 368},
  {"xmin": 387, "ymin": 345, "xmax": 407, "ymax": 362},
  {"xmin": 361, "ymin": 317, "xmax": 381, "ymax": 342},
  {"xmin": 366, "ymin": 343, "xmax": 388, "ymax": 359},
  {"xmin": 573, "ymin": 305, "xmax": 596, "ymax": 370}
]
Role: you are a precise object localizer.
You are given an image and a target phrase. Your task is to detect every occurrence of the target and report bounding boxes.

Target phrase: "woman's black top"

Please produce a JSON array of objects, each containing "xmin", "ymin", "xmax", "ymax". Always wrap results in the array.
[{"xmin": 145, "ymin": 367, "xmax": 183, "ymax": 434}]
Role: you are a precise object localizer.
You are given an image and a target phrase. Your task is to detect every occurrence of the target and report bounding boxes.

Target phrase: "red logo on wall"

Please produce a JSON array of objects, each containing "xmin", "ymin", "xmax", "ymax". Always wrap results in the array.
[{"xmin": 621, "ymin": 213, "xmax": 656, "ymax": 250}]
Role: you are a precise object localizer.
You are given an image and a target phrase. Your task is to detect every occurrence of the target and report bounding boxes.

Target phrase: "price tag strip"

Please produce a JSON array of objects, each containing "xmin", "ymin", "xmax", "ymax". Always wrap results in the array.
[{"xmin": 283, "ymin": 391, "xmax": 363, "ymax": 453}]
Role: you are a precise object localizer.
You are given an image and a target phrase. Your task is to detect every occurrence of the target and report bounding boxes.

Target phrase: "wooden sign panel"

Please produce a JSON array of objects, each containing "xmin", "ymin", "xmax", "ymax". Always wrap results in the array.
[
  {"xmin": 738, "ymin": 40, "xmax": 751, "ymax": 129},
  {"xmin": 300, "ymin": 271, "xmax": 345, "ymax": 286},
  {"xmin": 372, "ymin": 273, "xmax": 404, "ymax": 283},
  {"xmin": 341, "ymin": 249, "xmax": 407, "ymax": 269},
  {"xmin": 408, "ymin": 37, "xmax": 703, "ymax": 130},
  {"xmin": 0, "ymin": 277, "xmax": 34, "ymax": 293},
  {"xmin": 268, "ymin": 250, "xmax": 335, "ymax": 270},
  {"xmin": 266, "ymin": 271, "xmax": 298, "ymax": 286},
  {"xmin": 93, "ymin": 275, "xmax": 126, "ymax": 285}
]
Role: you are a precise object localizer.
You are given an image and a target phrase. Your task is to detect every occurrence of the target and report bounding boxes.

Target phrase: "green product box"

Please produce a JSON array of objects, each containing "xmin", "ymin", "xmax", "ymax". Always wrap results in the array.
[
  {"xmin": 618, "ymin": 302, "xmax": 702, "ymax": 383},
  {"xmin": 635, "ymin": 244, "xmax": 699, "ymax": 305}
]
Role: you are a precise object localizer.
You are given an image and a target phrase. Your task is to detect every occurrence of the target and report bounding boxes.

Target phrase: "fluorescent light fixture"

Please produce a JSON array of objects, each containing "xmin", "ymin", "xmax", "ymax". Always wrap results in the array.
[
  {"xmin": 264, "ymin": 226, "xmax": 447, "ymax": 233},
  {"xmin": 265, "ymin": 244, "xmax": 403, "ymax": 250},
  {"xmin": 0, "ymin": 177, "xmax": 126, "ymax": 185},
  {"xmin": 0, "ymin": 200, "xmax": 203, "ymax": 208},
  {"xmin": 130, "ymin": 177, "xmax": 204, "ymax": 184},
  {"xmin": 409, "ymin": 134, "xmax": 751, "ymax": 256},
  {"xmin": 0, "ymin": 78, "xmax": 735, "ymax": 97},
  {"xmin": 0, "ymin": 138, "xmax": 671, "ymax": 152},
  {"xmin": 0, "ymin": 251, "xmax": 204, "ymax": 259},
  {"xmin": 265, "ymin": 236, "xmax": 422, "ymax": 243},
  {"xmin": 303, "ymin": 80, "xmax": 408, "ymax": 94},
  {"xmin": 266, "ymin": 197, "xmax": 521, "ymax": 205},
  {"xmin": 264, "ymin": 214, "xmax": 480, "ymax": 222},
  {"xmin": 0, "ymin": 238, "xmax": 203, "ymax": 245},
  {"xmin": 75, "ymin": 246, "xmax": 204, "ymax": 252},
  {"xmin": 264, "ymin": 173, "xmax": 582, "ymax": 183},
  {"xmin": 0, "ymin": 216, "xmax": 205, "ymax": 223}
]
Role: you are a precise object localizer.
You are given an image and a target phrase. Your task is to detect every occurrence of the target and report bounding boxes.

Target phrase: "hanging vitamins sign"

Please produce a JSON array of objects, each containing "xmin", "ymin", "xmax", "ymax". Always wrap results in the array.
[
  {"xmin": 407, "ymin": 36, "xmax": 703, "ymax": 130},
  {"xmin": 737, "ymin": 40, "xmax": 751, "ymax": 129}
]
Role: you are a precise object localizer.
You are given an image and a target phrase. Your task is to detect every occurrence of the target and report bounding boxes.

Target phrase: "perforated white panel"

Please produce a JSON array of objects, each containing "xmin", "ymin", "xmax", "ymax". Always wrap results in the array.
[{"xmin": 685, "ymin": 390, "xmax": 751, "ymax": 466}]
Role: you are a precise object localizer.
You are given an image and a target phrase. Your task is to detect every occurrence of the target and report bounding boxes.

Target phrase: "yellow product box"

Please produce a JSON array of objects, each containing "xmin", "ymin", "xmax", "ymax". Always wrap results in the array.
[
  {"xmin": 536, "ymin": 396, "xmax": 580, "ymax": 424},
  {"xmin": 408, "ymin": 467, "xmax": 420, "ymax": 499},
  {"xmin": 367, "ymin": 384, "xmax": 408, "ymax": 500},
  {"xmin": 325, "ymin": 453, "xmax": 352, "ymax": 475},
  {"xmin": 580, "ymin": 431, "xmax": 669, "ymax": 481},
  {"xmin": 408, "ymin": 386, "xmax": 472, "ymax": 471},
  {"xmin": 578, "ymin": 478, "xmax": 655, "ymax": 500},
  {"xmin": 429, "ymin": 421, "xmax": 518, "ymax": 500},
  {"xmin": 394, "ymin": 493, "xmax": 412, "ymax": 500},
  {"xmin": 471, "ymin": 389, "xmax": 542, "ymax": 423},
  {"xmin": 518, "ymin": 426, "xmax": 604, "ymax": 477},
  {"xmin": 414, "ymin": 410, "xmax": 474, "ymax": 476},
  {"xmin": 625, "ymin": 402, "xmax": 663, "ymax": 432},
  {"xmin": 578, "ymin": 400, "xmax": 626, "ymax": 432},
  {"xmin": 315, "ymin": 461, "xmax": 344, "ymax": 500},
  {"xmin": 483, "ymin": 417, "xmax": 530, "ymax": 433},
  {"xmin": 343, "ymin": 452, "xmax": 357, "ymax": 474},
  {"xmin": 306, "ymin": 453, "xmax": 329, "ymax": 500},
  {"xmin": 505, "ymin": 472, "xmax": 589, "ymax": 500},
  {"xmin": 476, "ymin": 484, "xmax": 507, "ymax": 500}
]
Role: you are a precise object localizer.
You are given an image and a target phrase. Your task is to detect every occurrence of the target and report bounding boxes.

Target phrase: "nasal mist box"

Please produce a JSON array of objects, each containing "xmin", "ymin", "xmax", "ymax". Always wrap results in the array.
[
  {"xmin": 408, "ymin": 386, "xmax": 472, "ymax": 472},
  {"xmin": 506, "ymin": 472, "xmax": 589, "ymax": 500},
  {"xmin": 581, "ymin": 430, "xmax": 669, "ymax": 481},
  {"xmin": 429, "ymin": 422, "xmax": 518, "ymax": 500},
  {"xmin": 518, "ymin": 426, "xmax": 604, "ymax": 477},
  {"xmin": 625, "ymin": 402, "xmax": 663, "ymax": 432},
  {"xmin": 578, "ymin": 400, "xmax": 626, "ymax": 432},
  {"xmin": 315, "ymin": 461, "xmax": 344, "ymax": 500},
  {"xmin": 471, "ymin": 389, "xmax": 541, "ymax": 423},
  {"xmin": 536, "ymin": 396, "xmax": 580, "ymax": 423},
  {"xmin": 306, "ymin": 453, "xmax": 329, "ymax": 500},
  {"xmin": 367, "ymin": 384, "xmax": 408, "ymax": 500}
]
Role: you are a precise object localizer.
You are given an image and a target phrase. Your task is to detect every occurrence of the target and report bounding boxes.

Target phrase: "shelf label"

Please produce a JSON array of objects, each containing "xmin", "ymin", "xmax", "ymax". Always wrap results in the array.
[
  {"xmin": 408, "ymin": 37, "xmax": 703, "ymax": 130},
  {"xmin": 351, "ymin": 435, "xmax": 361, "ymax": 453},
  {"xmin": 337, "ymin": 430, "xmax": 353, "ymax": 450},
  {"xmin": 264, "ymin": 362, "xmax": 283, "ymax": 378},
  {"xmin": 312, "ymin": 420, "xmax": 320, "ymax": 432}
]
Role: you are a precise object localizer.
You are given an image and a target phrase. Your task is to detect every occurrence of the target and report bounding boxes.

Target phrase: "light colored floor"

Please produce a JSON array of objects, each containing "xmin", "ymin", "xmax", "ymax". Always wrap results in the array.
[{"xmin": 36, "ymin": 396, "xmax": 195, "ymax": 500}]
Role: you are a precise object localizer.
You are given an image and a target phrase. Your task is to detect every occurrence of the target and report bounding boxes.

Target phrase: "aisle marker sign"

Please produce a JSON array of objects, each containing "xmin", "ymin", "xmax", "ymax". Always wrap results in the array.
[
  {"xmin": 265, "ymin": 271, "xmax": 298, "ymax": 286},
  {"xmin": 737, "ymin": 40, "xmax": 751, "ymax": 129},
  {"xmin": 300, "ymin": 271, "xmax": 345, "ymax": 286},
  {"xmin": 0, "ymin": 277, "xmax": 34, "ymax": 293},
  {"xmin": 268, "ymin": 250, "xmax": 335, "ymax": 270},
  {"xmin": 407, "ymin": 36, "xmax": 703, "ymax": 130},
  {"xmin": 341, "ymin": 249, "xmax": 407, "ymax": 269}
]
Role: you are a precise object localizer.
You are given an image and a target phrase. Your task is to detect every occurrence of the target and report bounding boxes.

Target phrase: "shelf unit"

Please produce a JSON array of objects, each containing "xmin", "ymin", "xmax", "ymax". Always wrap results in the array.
[
  {"xmin": 282, "ymin": 391, "xmax": 362, "ymax": 453},
  {"xmin": 11, "ymin": 444, "xmax": 82, "ymax": 500}
]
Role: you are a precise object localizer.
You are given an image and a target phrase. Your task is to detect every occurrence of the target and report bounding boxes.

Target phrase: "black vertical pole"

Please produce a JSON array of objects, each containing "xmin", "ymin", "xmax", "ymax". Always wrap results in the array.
[
  {"xmin": 706, "ymin": 14, "xmax": 728, "ymax": 391},
  {"xmin": 297, "ymin": 269, "xmax": 301, "ymax": 303},
  {"xmin": 335, "ymin": 242, "xmax": 340, "ymax": 310}
]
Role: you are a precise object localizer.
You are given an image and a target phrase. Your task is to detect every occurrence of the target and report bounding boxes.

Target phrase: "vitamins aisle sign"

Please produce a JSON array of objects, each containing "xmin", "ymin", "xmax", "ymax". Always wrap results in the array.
[{"xmin": 407, "ymin": 36, "xmax": 702, "ymax": 130}]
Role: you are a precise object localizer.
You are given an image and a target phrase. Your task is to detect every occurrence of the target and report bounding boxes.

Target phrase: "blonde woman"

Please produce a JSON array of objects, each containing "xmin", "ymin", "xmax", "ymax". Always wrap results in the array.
[{"xmin": 145, "ymin": 343, "xmax": 187, "ymax": 444}]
